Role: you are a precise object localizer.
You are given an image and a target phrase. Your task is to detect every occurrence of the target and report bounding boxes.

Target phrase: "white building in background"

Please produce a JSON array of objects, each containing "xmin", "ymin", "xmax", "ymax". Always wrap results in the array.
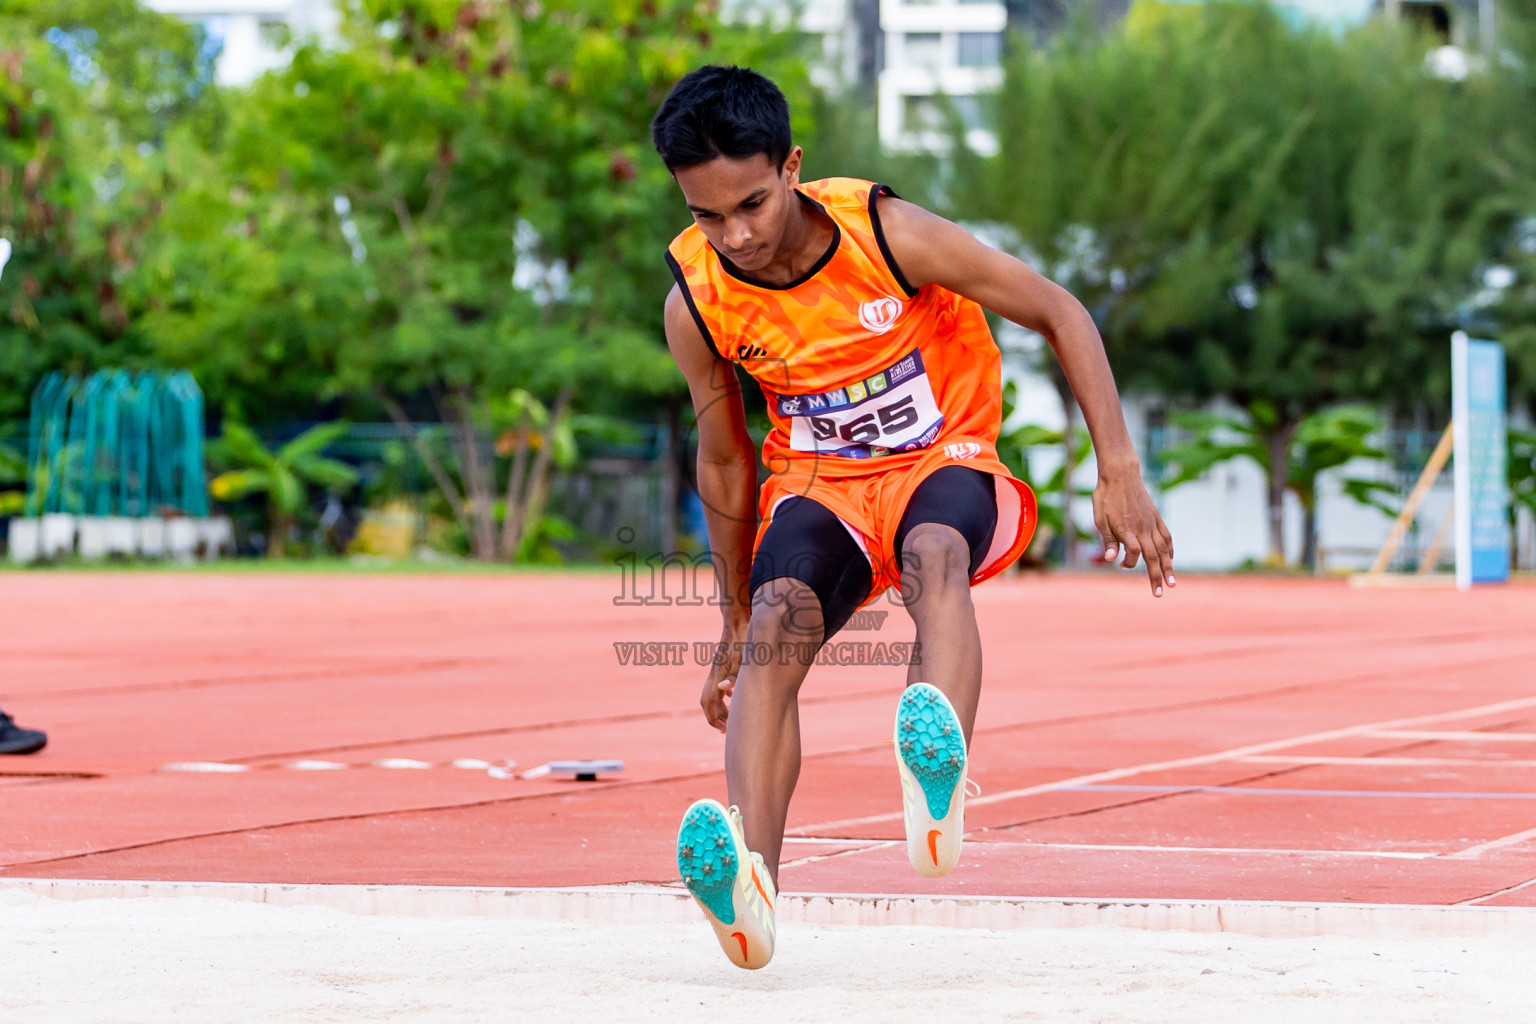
[
  {"xmin": 144, "ymin": 0, "xmax": 337, "ymax": 86},
  {"xmin": 782, "ymin": 0, "xmax": 1012, "ymax": 153},
  {"xmin": 874, "ymin": 0, "xmax": 1007, "ymax": 155}
]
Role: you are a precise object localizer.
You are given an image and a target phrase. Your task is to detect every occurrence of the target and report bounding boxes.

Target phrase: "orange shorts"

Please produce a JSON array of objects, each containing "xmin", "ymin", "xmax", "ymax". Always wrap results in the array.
[{"xmin": 753, "ymin": 434, "xmax": 1037, "ymax": 609}]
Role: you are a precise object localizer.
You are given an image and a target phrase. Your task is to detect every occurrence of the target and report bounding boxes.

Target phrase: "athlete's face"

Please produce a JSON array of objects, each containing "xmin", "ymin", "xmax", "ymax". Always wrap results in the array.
[{"xmin": 674, "ymin": 149, "xmax": 803, "ymax": 274}]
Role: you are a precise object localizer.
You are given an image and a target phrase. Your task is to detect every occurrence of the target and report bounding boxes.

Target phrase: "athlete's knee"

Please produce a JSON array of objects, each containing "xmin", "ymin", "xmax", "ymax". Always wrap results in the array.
[
  {"xmin": 748, "ymin": 577, "xmax": 825, "ymax": 643},
  {"xmin": 901, "ymin": 524, "xmax": 971, "ymax": 590}
]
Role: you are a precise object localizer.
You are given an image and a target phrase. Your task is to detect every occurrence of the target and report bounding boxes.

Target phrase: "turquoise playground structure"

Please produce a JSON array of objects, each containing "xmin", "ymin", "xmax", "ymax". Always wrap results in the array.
[
  {"xmin": 9, "ymin": 370, "xmax": 227, "ymax": 562},
  {"xmin": 25, "ymin": 369, "xmax": 208, "ymax": 519}
]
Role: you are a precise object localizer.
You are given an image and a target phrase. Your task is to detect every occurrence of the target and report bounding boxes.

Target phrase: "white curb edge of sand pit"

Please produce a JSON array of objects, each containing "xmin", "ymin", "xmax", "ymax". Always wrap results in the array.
[{"xmin": 4, "ymin": 877, "xmax": 1534, "ymax": 941}]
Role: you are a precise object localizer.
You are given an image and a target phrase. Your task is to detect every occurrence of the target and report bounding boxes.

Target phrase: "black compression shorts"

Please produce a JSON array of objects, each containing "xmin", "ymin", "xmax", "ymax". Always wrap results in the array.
[{"xmin": 747, "ymin": 466, "xmax": 999, "ymax": 643}]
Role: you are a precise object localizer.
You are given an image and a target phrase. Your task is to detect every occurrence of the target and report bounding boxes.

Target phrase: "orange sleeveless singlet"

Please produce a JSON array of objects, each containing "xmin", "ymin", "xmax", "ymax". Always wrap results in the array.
[{"xmin": 666, "ymin": 177, "xmax": 1036, "ymax": 602}]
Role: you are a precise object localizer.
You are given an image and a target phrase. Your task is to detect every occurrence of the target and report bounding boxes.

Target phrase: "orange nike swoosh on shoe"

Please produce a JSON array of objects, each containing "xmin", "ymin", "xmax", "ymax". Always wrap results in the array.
[
  {"xmin": 751, "ymin": 866, "xmax": 770, "ymax": 904},
  {"xmin": 731, "ymin": 932, "xmax": 749, "ymax": 960},
  {"xmin": 927, "ymin": 829, "xmax": 941, "ymax": 866}
]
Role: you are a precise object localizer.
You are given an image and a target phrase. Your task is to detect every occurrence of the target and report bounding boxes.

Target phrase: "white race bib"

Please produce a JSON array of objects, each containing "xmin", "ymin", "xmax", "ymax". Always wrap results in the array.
[{"xmin": 775, "ymin": 350, "xmax": 944, "ymax": 459}]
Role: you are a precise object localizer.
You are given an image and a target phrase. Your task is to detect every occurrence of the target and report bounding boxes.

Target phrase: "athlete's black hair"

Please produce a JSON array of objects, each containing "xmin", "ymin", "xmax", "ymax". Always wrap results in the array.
[{"xmin": 650, "ymin": 65, "xmax": 792, "ymax": 172}]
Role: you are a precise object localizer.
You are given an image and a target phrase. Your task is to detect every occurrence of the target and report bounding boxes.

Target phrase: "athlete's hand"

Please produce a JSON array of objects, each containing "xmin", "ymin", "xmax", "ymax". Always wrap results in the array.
[
  {"xmin": 700, "ymin": 622, "xmax": 746, "ymax": 732},
  {"xmin": 1092, "ymin": 467, "xmax": 1175, "ymax": 597}
]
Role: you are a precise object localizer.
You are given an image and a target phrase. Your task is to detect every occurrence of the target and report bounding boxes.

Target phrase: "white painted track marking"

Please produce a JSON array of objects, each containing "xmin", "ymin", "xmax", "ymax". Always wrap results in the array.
[
  {"xmin": 157, "ymin": 762, "xmax": 251, "ymax": 773},
  {"xmin": 961, "ymin": 840, "xmax": 1437, "ymax": 860},
  {"xmin": 1446, "ymin": 826, "xmax": 1536, "ymax": 860},
  {"xmin": 1368, "ymin": 730, "xmax": 1536, "ymax": 743},
  {"xmin": 1240, "ymin": 755, "xmax": 1536, "ymax": 768},
  {"xmin": 791, "ymin": 693, "xmax": 1536, "ymax": 835}
]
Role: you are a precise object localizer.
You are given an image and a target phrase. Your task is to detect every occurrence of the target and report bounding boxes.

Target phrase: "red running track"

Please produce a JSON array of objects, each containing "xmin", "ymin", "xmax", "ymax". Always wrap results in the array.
[{"xmin": 2, "ymin": 570, "xmax": 1535, "ymax": 907}]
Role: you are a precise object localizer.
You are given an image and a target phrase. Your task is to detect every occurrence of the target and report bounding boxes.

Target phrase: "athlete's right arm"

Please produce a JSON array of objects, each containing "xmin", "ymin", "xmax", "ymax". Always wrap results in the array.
[{"xmin": 665, "ymin": 285, "xmax": 758, "ymax": 731}]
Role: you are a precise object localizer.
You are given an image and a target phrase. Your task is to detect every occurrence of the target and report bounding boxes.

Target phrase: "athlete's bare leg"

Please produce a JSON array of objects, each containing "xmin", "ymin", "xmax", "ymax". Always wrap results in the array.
[
  {"xmin": 899, "ymin": 523, "xmax": 982, "ymax": 745},
  {"xmin": 725, "ymin": 577, "xmax": 824, "ymax": 885}
]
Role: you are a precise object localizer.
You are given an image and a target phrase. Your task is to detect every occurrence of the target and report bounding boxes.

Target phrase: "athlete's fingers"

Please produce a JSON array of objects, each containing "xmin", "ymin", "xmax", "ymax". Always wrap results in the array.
[
  {"xmin": 700, "ymin": 675, "xmax": 731, "ymax": 733},
  {"xmin": 1095, "ymin": 505, "xmax": 1116, "ymax": 561},
  {"xmin": 1119, "ymin": 534, "xmax": 1142, "ymax": 570},
  {"xmin": 1151, "ymin": 524, "xmax": 1175, "ymax": 588},
  {"xmin": 1157, "ymin": 518, "xmax": 1176, "ymax": 579},
  {"xmin": 1140, "ymin": 530, "xmax": 1170, "ymax": 597}
]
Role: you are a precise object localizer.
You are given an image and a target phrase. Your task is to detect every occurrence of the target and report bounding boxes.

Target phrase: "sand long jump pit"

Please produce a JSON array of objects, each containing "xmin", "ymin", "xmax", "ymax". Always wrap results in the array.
[{"xmin": 3, "ymin": 880, "xmax": 1535, "ymax": 1023}]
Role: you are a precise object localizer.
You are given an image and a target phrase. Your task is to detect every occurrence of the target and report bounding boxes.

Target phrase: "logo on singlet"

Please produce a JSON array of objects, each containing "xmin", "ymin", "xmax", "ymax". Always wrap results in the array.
[{"xmin": 858, "ymin": 296, "xmax": 903, "ymax": 334}]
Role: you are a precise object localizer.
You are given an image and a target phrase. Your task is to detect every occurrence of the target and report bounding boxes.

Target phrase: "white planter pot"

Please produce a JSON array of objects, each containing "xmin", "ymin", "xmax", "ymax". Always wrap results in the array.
[
  {"xmin": 137, "ymin": 517, "xmax": 167, "ymax": 558},
  {"xmin": 40, "ymin": 513, "xmax": 76, "ymax": 557},
  {"xmin": 166, "ymin": 518, "xmax": 198, "ymax": 562},
  {"xmin": 196, "ymin": 517, "xmax": 235, "ymax": 558},
  {"xmin": 8, "ymin": 519, "xmax": 40, "ymax": 563},
  {"xmin": 104, "ymin": 517, "xmax": 136, "ymax": 556},
  {"xmin": 77, "ymin": 516, "xmax": 110, "ymax": 559}
]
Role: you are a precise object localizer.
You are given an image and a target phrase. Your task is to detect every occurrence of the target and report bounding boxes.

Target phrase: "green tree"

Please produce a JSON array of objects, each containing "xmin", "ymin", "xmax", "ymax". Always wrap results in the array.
[
  {"xmin": 995, "ymin": 381, "xmax": 1094, "ymax": 555},
  {"xmin": 495, "ymin": 386, "xmax": 576, "ymax": 559},
  {"xmin": 1510, "ymin": 427, "xmax": 1536, "ymax": 569},
  {"xmin": 1160, "ymin": 404, "xmax": 1396, "ymax": 567},
  {"xmin": 1473, "ymin": 0, "xmax": 1536, "ymax": 414},
  {"xmin": 0, "ymin": 1, "xmax": 218, "ymax": 418},
  {"xmin": 144, "ymin": 0, "xmax": 813, "ymax": 561},
  {"xmin": 954, "ymin": 1, "xmax": 1498, "ymax": 562},
  {"xmin": 209, "ymin": 421, "xmax": 358, "ymax": 557},
  {"xmin": 0, "ymin": 430, "xmax": 23, "ymax": 513}
]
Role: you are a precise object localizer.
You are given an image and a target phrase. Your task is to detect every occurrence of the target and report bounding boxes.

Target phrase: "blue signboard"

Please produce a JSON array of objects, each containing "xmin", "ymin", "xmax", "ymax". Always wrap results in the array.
[{"xmin": 1452, "ymin": 333, "xmax": 1510, "ymax": 588}]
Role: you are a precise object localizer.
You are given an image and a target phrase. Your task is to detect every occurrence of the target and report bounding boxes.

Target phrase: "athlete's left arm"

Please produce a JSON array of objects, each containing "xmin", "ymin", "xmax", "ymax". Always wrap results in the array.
[{"xmin": 879, "ymin": 197, "xmax": 1175, "ymax": 597}]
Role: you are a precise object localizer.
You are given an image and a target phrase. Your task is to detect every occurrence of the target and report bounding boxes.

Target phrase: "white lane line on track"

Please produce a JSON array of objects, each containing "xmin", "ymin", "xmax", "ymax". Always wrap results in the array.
[
  {"xmin": 1239, "ymin": 755, "xmax": 1536, "ymax": 768},
  {"xmin": 1458, "ymin": 874, "xmax": 1536, "ymax": 904},
  {"xmin": 780, "ymin": 836, "xmax": 1437, "ymax": 860},
  {"xmin": 782, "ymin": 836, "xmax": 886, "ymax": 846},
  {"xmin": 789, "ymin": 693, "xmax": 1536, "ymax": 835},
  {"xmin": 1444, "ymin": 826, "xmax": 1536, "ymax": 861},
  {"xmin": 158, "ymin": 759, "xmax": 517, "ymax": 774},
  {"xmin": 778, "ymin": 840, "xmax": 901, "ymax": 871},
  {"xmin": 1368, "ymin": 730, "xmax": 1536, "ymax": 743},
  {"xmin": 967, "ymin": 840, "xmax": 1437, "ymax": 860},
  {"xmin": 157, "ymin": 763, "xmax": 252, "ymax": 773},
  {"xmin": 787, "ymin": 835, "xmax": 1435, "ymax": 860}
]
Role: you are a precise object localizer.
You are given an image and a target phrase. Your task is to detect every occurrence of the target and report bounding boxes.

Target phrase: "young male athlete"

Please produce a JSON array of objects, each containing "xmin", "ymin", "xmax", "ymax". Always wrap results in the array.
[{"xmin": 652, "ymin": 66, "xmax": 1174, "ymax": 969}]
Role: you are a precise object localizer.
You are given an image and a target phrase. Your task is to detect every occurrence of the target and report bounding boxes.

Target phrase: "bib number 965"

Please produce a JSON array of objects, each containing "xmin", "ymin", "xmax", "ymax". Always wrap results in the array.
[
  {"xmin": 780, "ymin": 351, "xmax": 944, "ymax": 458},
  {"xmin": 808, "ymin": 395, "xmax": 919, "ymax": 444}
]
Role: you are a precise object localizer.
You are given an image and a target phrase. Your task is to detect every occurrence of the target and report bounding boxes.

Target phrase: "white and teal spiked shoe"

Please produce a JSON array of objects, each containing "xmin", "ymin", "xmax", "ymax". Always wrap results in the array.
[
  {"xmin": 676, "ymin": 798, "xmax": 777, "ymax": 969},
  {"xmin": 894, "ymin": 683, "xmax": 972, "ymax": 878}
]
